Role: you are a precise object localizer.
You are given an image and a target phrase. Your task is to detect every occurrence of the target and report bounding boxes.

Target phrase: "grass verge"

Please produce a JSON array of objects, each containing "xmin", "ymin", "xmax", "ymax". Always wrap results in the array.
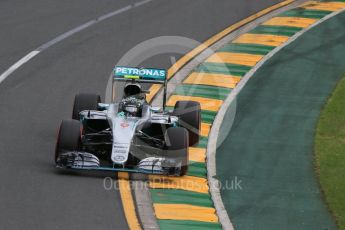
[{"xmin": 315, "ymin": 76, "xmax": 345, "ymax": 230}]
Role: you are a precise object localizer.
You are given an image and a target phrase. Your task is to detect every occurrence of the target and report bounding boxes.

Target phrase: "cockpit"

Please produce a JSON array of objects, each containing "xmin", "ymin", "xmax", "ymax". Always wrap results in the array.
[{"xmin": 119, "ymin": 83, "xmax": 148, "ymax": 117}]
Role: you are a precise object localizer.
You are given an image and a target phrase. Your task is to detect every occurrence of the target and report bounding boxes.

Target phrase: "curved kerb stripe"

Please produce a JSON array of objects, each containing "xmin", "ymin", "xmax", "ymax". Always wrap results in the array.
[
  {"xmin": 147, "ymin": 0, "xmax": 345, "ymax": 229},
  {"xmin": 145, "ymin": 0, "xmax": 300, "ymax": 229},
  {"xmin": 206, "ymin": 1, "xmax": 345, "ymax": 230}
]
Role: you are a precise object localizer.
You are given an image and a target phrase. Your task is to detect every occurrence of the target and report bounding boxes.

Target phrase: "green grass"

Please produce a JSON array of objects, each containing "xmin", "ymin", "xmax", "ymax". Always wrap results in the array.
[{"xmin": 315, "ymin": 76, "xmax": 345, "ymax": 230}]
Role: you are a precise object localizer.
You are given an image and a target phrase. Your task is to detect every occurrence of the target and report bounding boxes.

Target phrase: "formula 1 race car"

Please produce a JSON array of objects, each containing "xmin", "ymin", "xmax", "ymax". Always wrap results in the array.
[{"xmin": 55, "ymin": 66, "xmax": 201, "ymax": 176}]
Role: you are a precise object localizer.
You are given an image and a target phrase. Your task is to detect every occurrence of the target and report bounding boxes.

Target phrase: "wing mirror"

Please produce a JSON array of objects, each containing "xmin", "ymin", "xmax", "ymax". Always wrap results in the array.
[
  {"xmin": 98, "ymin": 103, "xmax": 110, "ymax": 111},
  {"xmin": 150, "ymin": 107, "xmax": 162, "ymax": 113}
]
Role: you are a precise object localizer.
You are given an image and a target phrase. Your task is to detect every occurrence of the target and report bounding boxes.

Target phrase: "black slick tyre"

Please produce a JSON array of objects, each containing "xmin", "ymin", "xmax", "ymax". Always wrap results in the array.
[
  {"xmin": 173, "ymin": 100, "xmax": 201, "ymax": 146},
  {"xmin": 165, "ymin": 127, "xmax": 189, "ymax": 176},
  {"xmin": 72, "ymin": 93, "xmax": 101, "ymax": 120},
  {"xmin": 55, "ymin": 119, "xmax": 81, "ymax": 163}
]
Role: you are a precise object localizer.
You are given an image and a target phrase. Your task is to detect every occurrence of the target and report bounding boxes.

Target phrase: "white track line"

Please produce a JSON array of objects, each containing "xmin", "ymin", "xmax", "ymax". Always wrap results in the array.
[
  {"xmin": 0, "ymin": 51, "xmax": 40, "ymax": 84},
  {"xmin": 0, "ymin": 0, "xmax": 153, "ymax": 85}
]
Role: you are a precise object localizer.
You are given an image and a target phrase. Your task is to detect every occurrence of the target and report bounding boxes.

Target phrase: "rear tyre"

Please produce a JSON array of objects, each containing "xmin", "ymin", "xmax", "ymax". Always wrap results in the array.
[
  {"xmin": 165, "ymin": 127, "xmax": 189, "ymax": 176},
  {"xmin": 173, "ymin": 101, "xmax": 201, "ymax": 146},
  {"xmin": 55, "ymin": 119, "xmax": 81, "ymax": 163},
  {"xmin": 72, "ymin": 93, "xmax": 101, "ymax": 120}
]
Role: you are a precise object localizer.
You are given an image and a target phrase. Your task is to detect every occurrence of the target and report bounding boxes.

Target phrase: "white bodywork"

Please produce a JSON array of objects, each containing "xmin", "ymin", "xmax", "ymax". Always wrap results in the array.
[
  {"xmin": 81, "ymin": 103, "xmax": 178, "ymax": 166},
  {"xmin": 106, "ymin": 104, "xmax": 146, "ymax": 164}
]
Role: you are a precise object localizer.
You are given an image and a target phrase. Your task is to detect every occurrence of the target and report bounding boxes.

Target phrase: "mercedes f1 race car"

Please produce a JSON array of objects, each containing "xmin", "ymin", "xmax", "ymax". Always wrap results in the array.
[{"xmin": 55, "ymin": 66, "xmax": 201, "ymax": 176}]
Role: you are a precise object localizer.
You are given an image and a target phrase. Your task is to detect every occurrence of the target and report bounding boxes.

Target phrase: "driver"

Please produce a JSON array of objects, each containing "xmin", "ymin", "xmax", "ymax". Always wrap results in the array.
[
  {"xmin": 120, "ymin": 83, "xmax": 147, "ymax": 117},
  {"xmin": 124, "ymin": 83, "xmax": 142, "ymax": 98}
]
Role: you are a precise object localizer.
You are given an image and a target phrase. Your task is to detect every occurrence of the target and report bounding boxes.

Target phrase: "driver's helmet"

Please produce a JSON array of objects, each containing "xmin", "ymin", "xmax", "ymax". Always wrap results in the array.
[
  {"xmin": 120, "ymin": 96, "xmax": 144, "ymax": 117},
  {"xmin": 124, "ymin": 83, "xmax": 142, "ymax": 97}
]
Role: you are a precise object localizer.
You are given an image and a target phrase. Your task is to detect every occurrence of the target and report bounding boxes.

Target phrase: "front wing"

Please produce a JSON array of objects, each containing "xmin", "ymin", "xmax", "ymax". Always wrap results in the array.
[{"xmin": 56, "ymin": 151, "xmax": 181, "ymax": 176}]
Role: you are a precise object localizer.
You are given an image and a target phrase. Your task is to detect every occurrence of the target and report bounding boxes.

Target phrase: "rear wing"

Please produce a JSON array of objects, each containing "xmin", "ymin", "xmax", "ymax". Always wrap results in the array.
[
  {"xmin": 113, "ymin": 66, "xmax": 167, "ymax": 84},
  {"xmin": 112, "ymin": 66, "xmax": 168, "ymax": 109}
]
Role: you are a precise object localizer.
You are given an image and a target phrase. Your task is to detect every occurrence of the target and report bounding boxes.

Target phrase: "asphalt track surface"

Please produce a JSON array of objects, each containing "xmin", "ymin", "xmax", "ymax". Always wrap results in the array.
[{"xmin": 0, "ymin": 0, "xmax": 282, "ymax": 229}]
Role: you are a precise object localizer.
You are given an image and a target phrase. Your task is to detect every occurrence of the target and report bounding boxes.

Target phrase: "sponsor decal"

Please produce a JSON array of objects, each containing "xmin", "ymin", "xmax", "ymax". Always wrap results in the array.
[
  {"xmin": 120, "ymin": 122, "xmax": 129, "ymax": 128},
  {"xmin": 115, "ymin": 155, "xmax": 125, "ymax": 161},
  {"xmin": 114, "ymin": 66, "xmax": 166, "ymax": 80}
]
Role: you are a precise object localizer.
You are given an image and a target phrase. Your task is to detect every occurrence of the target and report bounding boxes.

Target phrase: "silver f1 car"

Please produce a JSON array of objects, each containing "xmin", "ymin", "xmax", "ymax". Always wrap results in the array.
[{"xmin": 55, "ymin": 66, "xmax": 201, "ymax": 176}]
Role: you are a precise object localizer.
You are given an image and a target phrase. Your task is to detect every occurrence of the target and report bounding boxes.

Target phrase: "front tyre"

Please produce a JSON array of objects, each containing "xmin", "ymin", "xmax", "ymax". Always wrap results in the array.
[
  {"xmin": 173, "ymin": 101, "xmax": 201, "ymax": 146},
  {"xmin": 165, "ymin": 127, "xmax": 189, "ymax": 176},
  {"xmin": 72, "ymin": 93, "xmax": 101, "ymax": 120},
  {"xmin": 55, "ymin": 119, "xmax": 81, "ymax": 163}
]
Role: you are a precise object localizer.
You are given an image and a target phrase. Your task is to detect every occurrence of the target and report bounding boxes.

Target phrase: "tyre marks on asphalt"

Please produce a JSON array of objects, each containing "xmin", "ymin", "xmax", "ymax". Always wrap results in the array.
[{"xmin": 147, "ymin": 0, "xmax": 345, "ymax": 229}]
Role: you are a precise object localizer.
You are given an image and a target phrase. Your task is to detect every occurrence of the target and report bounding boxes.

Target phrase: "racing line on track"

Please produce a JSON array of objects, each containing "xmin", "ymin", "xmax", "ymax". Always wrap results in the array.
[{"xmin": 0, "ymin": 0, "xmax": 153, "ymax": 85}]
